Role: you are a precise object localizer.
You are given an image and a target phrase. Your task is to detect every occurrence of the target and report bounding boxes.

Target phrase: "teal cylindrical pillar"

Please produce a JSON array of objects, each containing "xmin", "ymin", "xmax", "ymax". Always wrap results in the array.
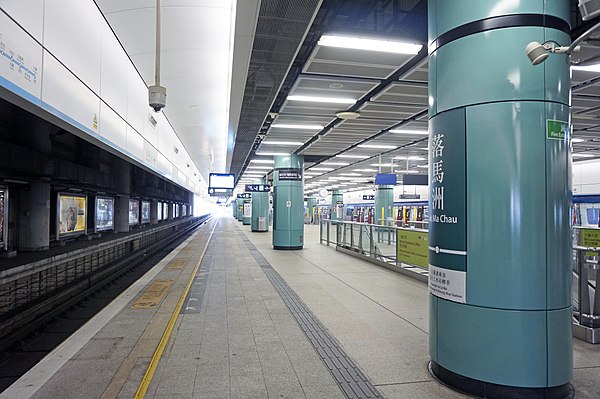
[
  {"xmin": 330, "ymin": 190, "xmax": 343, "ymax": 221},
  {"xmin": 428, "ymin": 2, "xmax": 572, "ymax": 398},
  {"xmin": 272, "ymin": 155, "xmax": 304, "ymax": 250},
  {"xmin": 236, "ymin": 198, "xmax": 243, "ymax": 222},
  {"xmin": 251, "ymin": 179, "xmax": 269, "ymax": 232},
  {"xmin": 232, "ymin": 201, "xmax": 238, "ymax": 219},
  {"xmin": 374, "ymin": 185, "xmax": 394, "ymax": 225},
  {"xmin": 306, "ymin": 197, "xmax": 316, "ymax": 224}
]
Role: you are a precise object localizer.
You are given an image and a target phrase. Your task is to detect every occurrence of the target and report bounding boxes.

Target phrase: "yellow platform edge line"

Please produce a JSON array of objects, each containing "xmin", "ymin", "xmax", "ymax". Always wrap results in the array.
[{"xmin": 134, "ymin": 218, "xmax": 217, "ymax": 398}]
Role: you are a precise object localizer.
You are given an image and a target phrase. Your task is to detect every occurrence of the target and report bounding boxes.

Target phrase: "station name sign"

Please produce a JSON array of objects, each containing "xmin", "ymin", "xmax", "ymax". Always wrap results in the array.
[{"xmin": 245, "ymin": 184, "xmax": 271, "ymax": 192}]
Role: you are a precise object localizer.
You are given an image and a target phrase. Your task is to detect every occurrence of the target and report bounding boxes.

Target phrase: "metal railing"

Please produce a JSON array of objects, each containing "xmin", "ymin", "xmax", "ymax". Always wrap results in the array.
[{"xmin": 572, "ymin": 226, "xmax": 600, "ymax": 343}]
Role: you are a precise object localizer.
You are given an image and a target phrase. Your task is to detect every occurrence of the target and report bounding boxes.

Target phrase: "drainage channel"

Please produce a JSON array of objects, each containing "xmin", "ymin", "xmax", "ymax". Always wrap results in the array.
[{"xmin": 238, "ymin": 233, "xmax": 383, "ymax": 399}]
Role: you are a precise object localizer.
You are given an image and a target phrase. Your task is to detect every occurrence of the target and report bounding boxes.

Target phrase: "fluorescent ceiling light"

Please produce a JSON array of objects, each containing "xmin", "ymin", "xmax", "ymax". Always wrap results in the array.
[
  {"xmin": 255, "ymin": 152, "xmax": 290, "ymax": 156},
  {"xmin": 573, "ymin": 153, "xmax": 595, "ymax": 158},
  {"xmin": 572, "ymin": 138, "xmax": 585, "ymax": 143},
  {"xmin": 261, "ymin": 141, "xmax": 303, "ymax": 146},
  {"xmin": 416, "ymin": 164, "xmax": 429, "ymax": 168},
  {"xmin": 318, "ymin": 34, "xmax": 422, "ymax": 54},
  {"xmin": 394, "ymin": 156, "xmax": 426, "ymax": 160},
  {"xmin": 247, "ymin": 165, "xmax": 273, "ymax": 170},
  {"xmin": 311, "ymin": 167, "xmax": 334, "ymax": 171},
  {"xmin": 287, "ymin": 95, "xmax": 356, "ymax": 104},
  {"xmin": 390, "ymin": 129, "xmax": 428, "ymax": 135},
  {"xmin": 402, "ymin": 170, "xmax": 419, "ymax": 174},
  {"xmin": 336, "ymin": 154, "xmax": 370, "ymax": 159},
  {"xmin": 571, "ymin": 64, "xmax": 600, "ymax": 73},
  {"xmin": 354, "ymin": 168, "xmax": 377, "ymax": 172},
  {"xmin": 271, "ymin": 124, "xmax": 324, "ymax": 130},
  {"xmin": 357, "ymin": 144, "xmax": 398, "ymax": 149},
  {"xmin": 370, "ymin": 163, "xmax": 395, "ymax": 167},
  {"xmin": 339, "ymin": 173, "xmax": 362, "ymax": 176},
  {"xmin": 250, "ymin": 159, "xmax": 275, "ymax": 164},
  {"xmin": 322, "ymin": 162, "xmax": 350, "ymax": 166}
]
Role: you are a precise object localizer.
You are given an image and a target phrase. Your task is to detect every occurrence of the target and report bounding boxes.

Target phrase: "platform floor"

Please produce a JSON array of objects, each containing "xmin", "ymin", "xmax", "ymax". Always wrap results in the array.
[{"xmin": 2, "ymin": 216, "xmax": 599, "ymax": 398}]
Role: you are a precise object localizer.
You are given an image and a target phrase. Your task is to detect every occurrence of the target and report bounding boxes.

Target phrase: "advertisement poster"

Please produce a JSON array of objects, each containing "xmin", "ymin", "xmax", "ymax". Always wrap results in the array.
[
  {"xmin": 141, "ymin": 201, "xmax": 150, "ymax": 224},
  {"xmin": 158, "ymin": 202, "xmax": 163, "ymax": 221},
  {"xmin": 95, "ymin": 197, "xmax": 114, "ymax": 232},
  {"xmin": 163, "ymin": 202, "xmax": 168, "ymax": 219},
  {"xmin": 129, "ymin": 199, "xmax": 140, "ymax": 225},
  {"xmin": 0, "ymin": 190, "xmax": 5, "ymax": 246},
  {"xmin": 58, "ymin": 194, "xmax": 87, "ymax": 236},
  {"xmin": 182, "ymin": 204, "xmax": 187, "ymax": 217},
  {"xmin": 174, "ymin": 203, "xmax": 179, "ymax": 218}
]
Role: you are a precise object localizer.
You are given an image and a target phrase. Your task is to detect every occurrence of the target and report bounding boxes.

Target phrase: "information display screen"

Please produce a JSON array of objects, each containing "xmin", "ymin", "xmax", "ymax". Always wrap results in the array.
[
  {"xmin": 209, "ymin": 173, "xmax": 235, "ymax": 189},
  {"xmin": 158, "ymin": 202, "xmax": 163, "ymax": 221},
  {"xmin": 95, "ymin": 196, "xmax": 114, "ymax": 232},
  {"xmin": 141, "ymin": 201, "xmax": 150, "ymax": 224},
  {"xmin": 0, "ymin": 190, "xmax": 6, "ymax": 247},
  {"xmin": 129, "ymin": 199, "xmax": 140, "ymax": 225},
  {"xmin": 57, "ymin": 194, "xmax": 87, "ymax": 237},
  {"xmin": 375, "ymin": 173, "xmax": 397, "ymax": 185},
  {"xmin": 587, "ymin": 208, "xmax": 599, "ymax": 225}
]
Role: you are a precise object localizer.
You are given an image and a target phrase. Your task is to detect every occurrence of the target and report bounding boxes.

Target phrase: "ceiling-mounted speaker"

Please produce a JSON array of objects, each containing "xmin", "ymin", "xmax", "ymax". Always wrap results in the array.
[{"xmin": 579, "ymin": 0, "xmax": 600, "ymax": 21}]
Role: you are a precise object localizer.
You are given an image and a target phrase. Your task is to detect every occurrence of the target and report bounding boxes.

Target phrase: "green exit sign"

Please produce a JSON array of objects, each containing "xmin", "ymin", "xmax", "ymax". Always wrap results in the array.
[{"xmin": 546, "ymin": 119, "xmax": 569, "ymax": 140}]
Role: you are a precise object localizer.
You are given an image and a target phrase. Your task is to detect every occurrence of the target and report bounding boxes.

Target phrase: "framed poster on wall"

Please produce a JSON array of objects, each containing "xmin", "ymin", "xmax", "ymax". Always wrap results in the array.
[
  {"xmin": 129, "ymin": 199, "xmax": 140, "ymax": 225},
  {"xmin": 141, "ymin": 200, "xmax": 150, "ymax": 224},
  {"xmin": 95, "ymin": 196, "xmax": 114, "ymax": 233},
  {"xmin": 57, "ymin": 193, "xmax": 87, "ymax": 239},
  {"xmin": 182, "ymin": 204, "xmax": 187, "ymax": 217},
  {"xmin": 163, "ymin": 202, "xmax": 168, "ymax": 219},
  {"xmin": 157, "ymin": 202, "xmax": 163, "ymax": 221},
  {"xmin": 0, "ymin": 188, "xmax": 7, "ymax": 249}
]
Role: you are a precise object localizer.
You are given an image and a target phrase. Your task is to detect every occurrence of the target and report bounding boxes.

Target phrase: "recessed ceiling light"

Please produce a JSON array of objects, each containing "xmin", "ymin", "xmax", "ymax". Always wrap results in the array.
[
  {"xmin": 255, "ymin": 152, "xmax": 290, "ymax": 156},
  {"xmin": 335, "ymin": 154, "xmax": 370, "ymax": 159},
  {"xmin": 339, "ymin": 173, "xmax": 362, "ymax": 176},
  {"xmin": 370, "ymin": 163, "xmax": 395, "ymax": 167},
  {"xmin": 318, "ymin": 34, "xmax": 423, "ymax": 54},
  {"xmin": 390, "ymin": 129, "xmax": 428, "ymax": 135},
  {"xmin": 329, "ymin": 83, "xmax": 344, "ymax": 89},
  {"xmin": 322, "ymin": 162, "xmax": 349, "ymax": 166},
  {"xmin": 572, "ymin": 138, "xmax": 585, "ymax": 143},
  {"xmin": 287, "ymin": 95, "xmax": 356, "ymax": 104},
  {"xmin": 336, "ymin": 111, "xmax": 361, "ymax": 120},
  {"xmin": 394, "ymin": 156, "xmax": 426, "ymax": 160},
  {"xmin": 416, "ymin": 164, "xmax": 429, "ymax": 168},
  {"xmin": 261, "ymin": 141, "xmax": 303, "ymax": 146},
  {"xmin": 271, "ymin": 124, "xmax": 324, "ymax": 130},
  {"xmin": 310, "ymin": 167, "xmax": 334, "ymax": 171},
  {"xmin": 247, "ymin": 165, "xmax": 273, "ymax": 170},
  {"xmin": 358, "ymin": 144, "xmax": 398, "ymax": 149},
  {"xmin": 250, "ymin": 159, "xmax": 275, "ymax": 164}
]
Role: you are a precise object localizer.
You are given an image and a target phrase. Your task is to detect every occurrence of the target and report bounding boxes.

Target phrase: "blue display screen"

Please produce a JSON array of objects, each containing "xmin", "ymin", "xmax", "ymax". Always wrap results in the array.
[
  {"xmin": 587, "ymin": 208, "xmax": 599, "ymax": 225},
  {"xmin": 375, "ymin": 173, "xmax": 397, "ymax": 185}
]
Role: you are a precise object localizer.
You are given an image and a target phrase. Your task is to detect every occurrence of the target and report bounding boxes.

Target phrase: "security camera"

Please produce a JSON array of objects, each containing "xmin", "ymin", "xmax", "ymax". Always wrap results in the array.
[
  {"xmin": 149, "ymin": 85, "xmax": 167, "ymax": 112},
  {"xmin": 526, "ymin": 42, "xmax": 549, "ymax": 65}
]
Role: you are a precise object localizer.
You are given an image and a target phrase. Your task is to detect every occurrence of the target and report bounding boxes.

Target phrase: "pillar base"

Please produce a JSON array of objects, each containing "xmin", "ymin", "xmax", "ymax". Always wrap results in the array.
[
  {"xmin": 428, "ymin": 362, "xmax": 573, "ymax": 399},
  {"xmin": 273, "ymin": 246, "xmax": 302, "ymax": 251}
]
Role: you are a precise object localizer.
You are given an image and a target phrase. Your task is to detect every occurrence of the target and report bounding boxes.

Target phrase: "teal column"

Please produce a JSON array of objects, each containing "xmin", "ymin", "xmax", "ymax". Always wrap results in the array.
[
  {"xmin": 236, "ymin": 198, "xmax": 243, "ymax": 222},
  {"xmin": 232, "ymin": 201, "xmax": 238, "ymax": 219},
  {"xmin": 242, "ymin": 200, "xmax": 251, "ymax": 225},
  {"xmin": 251, "ymin": 178, "xmax": 269, "ymax": 232},
  {"xmin": 428, "ymin": 2, "xmax": 572, "ymax": 398},
  {"xmin": 272, "ymin": 155, "xmax": 304, "ymax": 250},
  {"xmin": 306, "ymin": 197, "xmax": 316, "ymax": 224},
  {"xmin": 374, "ymin": 185, "xmax": 393, "ymax": 225},
  {"xmin": 330, "ymin": 190, "xmax": 343, "ymax": 221}
]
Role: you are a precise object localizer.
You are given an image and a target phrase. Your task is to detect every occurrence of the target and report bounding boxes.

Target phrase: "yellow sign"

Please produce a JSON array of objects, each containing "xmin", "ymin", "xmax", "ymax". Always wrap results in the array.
[
  {"xmin": 58, "ymin": 194, "xmax": 87, "ymax": 236},
  {"xmin": 132, "ymin": 279, "xmax": 174, "ymax": 309},
  {"xmin": 167, "ymin": 258, "xmax": 186, "ymax": 270},
  {"xmin": 397, "ymin": 229, "xmax": 429, "ymax": 269}
]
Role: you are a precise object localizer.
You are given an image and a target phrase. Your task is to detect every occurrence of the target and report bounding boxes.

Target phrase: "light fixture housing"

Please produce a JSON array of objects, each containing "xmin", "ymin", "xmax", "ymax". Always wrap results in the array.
[
  {"xmin": 287, "ymin": 95, "xmax": 356, "ymax": 104},
  {"xmin": 261, "ymin": 141, "xmax": 303, "ymax": 146},
  {"xmin": 390, "ymin": 129, "xmax": 428, "ymax": 135},
  {"xmin": 525, "ymin": 41, "xmax": 580, "ymax": 65},
  {"xmin": 271, "ymin": 124, "xmax": 324, "ymax": 130},
  {"xmin": 336, "ymin": 111, "xmax": 361, "ymax": 120},
  {"xmin": 318, "ymin": 34, "xmax": 422, "ymax": 54}
]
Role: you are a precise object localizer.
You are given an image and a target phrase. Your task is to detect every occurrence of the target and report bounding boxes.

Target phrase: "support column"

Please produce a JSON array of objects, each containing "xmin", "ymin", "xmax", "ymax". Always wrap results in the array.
[
  {"xmin": 18, "ymin": 181, "xmax": 50, "ymax": 251},
  {"xmin": 114, "ymin": 159, "xmax": 131, "ymax": 233},
  {"xmin": 242, "ymin": 200, "xmax": 251, "ymax": 225},
  {"xmin": 272, "ymin": 155, "xmax": 304, "ymax": 250},
  {"xmin": 306, "ymin": 197, "xmax": 316, "ymax": 224},
  {"xmin": 330, "ymin": 190, "xmax": 343, "ymax": 221},
  {"xmin": 251, "ymin": 178, "xmax": 269, "ymax": 232},
  {"xmin": 374, "ymin": 185, "xmax": 393, "ymax": 225},
  {"xmin": 232, "ymin": 200, "xmax": 238, "ymax": 219},
  {"xmin": 428, "ymin": 2, "xmax": 572, "ymax": 398},
  {"xmin": 236, "ymin": 198, "xmax": 244, "ymax": 222}
]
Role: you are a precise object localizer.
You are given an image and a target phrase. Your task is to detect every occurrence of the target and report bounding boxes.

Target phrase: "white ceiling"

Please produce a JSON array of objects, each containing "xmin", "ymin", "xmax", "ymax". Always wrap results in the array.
[{"xmin": 95, "ymin": 0, "xmax": 257, "ymax": 184}]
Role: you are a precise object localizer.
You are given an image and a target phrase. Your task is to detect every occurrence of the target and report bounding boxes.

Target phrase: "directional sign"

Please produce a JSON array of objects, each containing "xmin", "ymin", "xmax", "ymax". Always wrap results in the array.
[
  {"xmin": 363, "ymin": 195, "xmax": 375, "ymax": 201},
  {"xmin": 245, "ymin": 184, "xmax": 271, "ymax": 192},
  {"xmin": 237, "ymin": 193, "xmax": 251, "ymax": 199}
]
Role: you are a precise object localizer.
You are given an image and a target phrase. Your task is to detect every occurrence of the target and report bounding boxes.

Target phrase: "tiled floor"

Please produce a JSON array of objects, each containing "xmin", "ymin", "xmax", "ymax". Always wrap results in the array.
[{"xmin": 3, "ymin": 216, "xmax": 600, "ymax": 399}]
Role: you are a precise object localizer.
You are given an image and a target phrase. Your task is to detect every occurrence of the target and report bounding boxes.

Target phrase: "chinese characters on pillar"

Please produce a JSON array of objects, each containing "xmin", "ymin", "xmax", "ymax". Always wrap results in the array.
[{"xmin": 431, "ymin": 133, "xmax": 444, "ymax": 211}]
